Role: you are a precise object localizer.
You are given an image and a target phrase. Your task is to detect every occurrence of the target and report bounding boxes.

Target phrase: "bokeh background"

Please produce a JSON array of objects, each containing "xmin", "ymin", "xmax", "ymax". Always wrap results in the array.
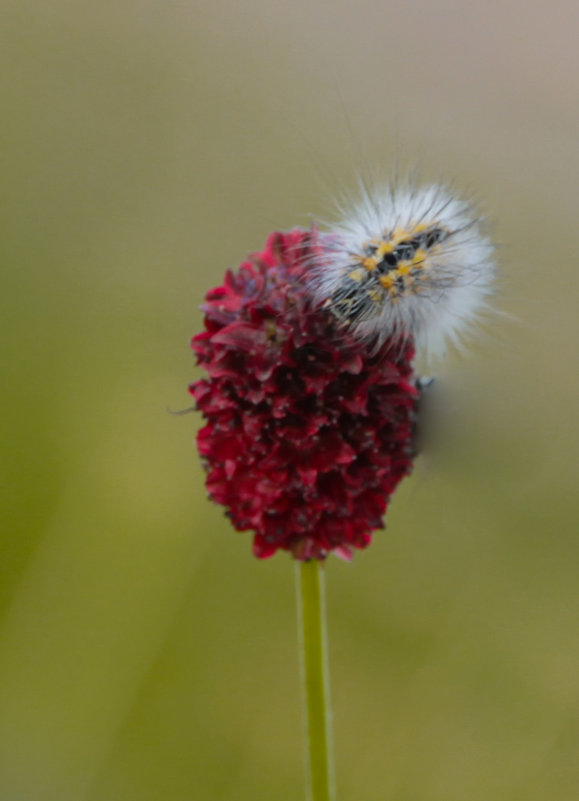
[{"xmin": 2, "ymin": 1, "xmax": 579, "ymax": 799}]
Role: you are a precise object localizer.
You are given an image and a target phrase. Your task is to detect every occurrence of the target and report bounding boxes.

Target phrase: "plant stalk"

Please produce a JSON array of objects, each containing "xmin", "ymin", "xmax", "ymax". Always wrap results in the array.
[{"xmin": 296, "ymin": 559, "xmax": 335, "ymax": 801}]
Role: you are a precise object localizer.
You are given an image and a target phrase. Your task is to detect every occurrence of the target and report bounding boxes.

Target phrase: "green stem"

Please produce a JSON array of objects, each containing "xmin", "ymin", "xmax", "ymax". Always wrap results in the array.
[{"xmin": 296, "ymin": 559, "xmax": 335, "ymax": 801}]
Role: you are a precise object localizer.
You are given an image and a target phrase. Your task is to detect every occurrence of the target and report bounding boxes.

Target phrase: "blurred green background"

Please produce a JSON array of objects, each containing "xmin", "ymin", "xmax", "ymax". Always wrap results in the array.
[{"xmin": 2, "ymin": 1, "xmax": 579, "ymax": 799}]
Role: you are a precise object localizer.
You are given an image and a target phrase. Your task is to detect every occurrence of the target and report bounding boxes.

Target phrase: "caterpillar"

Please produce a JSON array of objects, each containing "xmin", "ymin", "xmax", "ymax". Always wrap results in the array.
[{"xmin": 310, "ymin": 181, "xmax": 495, "ymax": 359}]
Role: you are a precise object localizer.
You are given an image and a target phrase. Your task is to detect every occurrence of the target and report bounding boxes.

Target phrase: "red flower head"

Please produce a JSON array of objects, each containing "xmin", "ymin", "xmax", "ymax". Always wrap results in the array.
[{"xmin": 190, "ymin": 229, "xmax": 419, "ymax": 560}]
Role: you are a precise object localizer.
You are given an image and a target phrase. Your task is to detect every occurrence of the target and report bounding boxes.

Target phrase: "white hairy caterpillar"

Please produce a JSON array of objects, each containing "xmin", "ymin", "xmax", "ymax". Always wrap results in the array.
[{"xmin": 310, "ymin": 180, "xmax": 495, "ymax": 360}]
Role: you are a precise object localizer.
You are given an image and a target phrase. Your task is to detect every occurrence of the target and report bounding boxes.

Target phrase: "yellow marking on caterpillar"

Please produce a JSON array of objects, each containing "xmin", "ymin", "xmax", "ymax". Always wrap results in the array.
[
  {"xmin": 391, "ymin": 227, "xmax": 416, "ymax": 244},
  {"xmin": 348, "ymin": 267, "xmax": 368, "ymax": 282},
  {"xmin": 379, "ymin": 274, "xmax": 395, "ymax": 289},
  {"xmin": 376, "ymin": 240, "xmax": 396, "ymax": 256},
  {"xmin": 397, "ymin": 262, "xmax": 412, "ymax": 276},
  {"xmin": 410, "ymin": 222, "xmax": 428, "ymax": 234}
]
